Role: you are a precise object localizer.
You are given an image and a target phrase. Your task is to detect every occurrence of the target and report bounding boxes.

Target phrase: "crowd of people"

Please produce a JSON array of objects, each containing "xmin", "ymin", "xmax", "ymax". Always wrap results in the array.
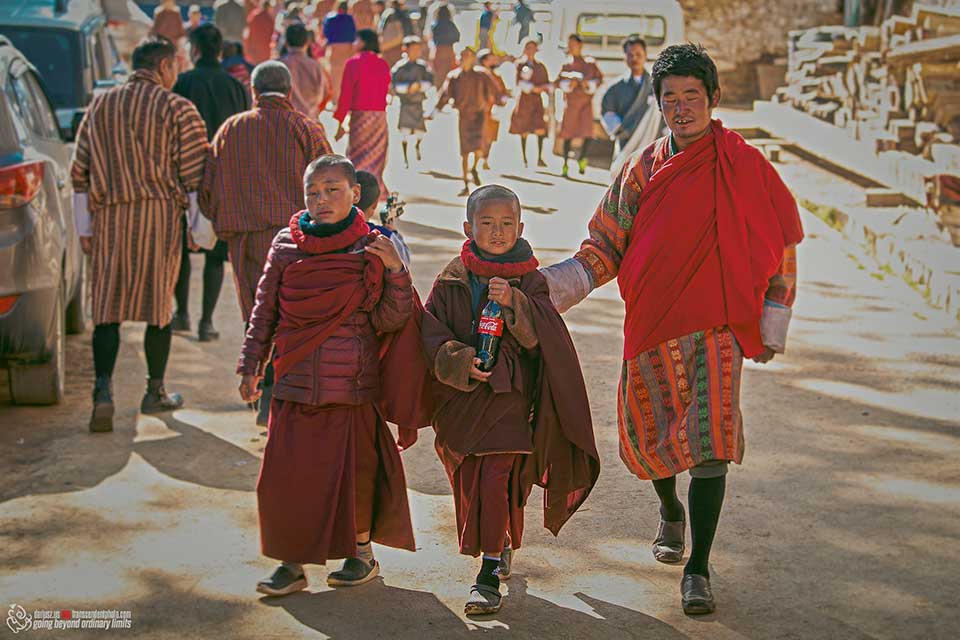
[{"xmin": 69, "ymin": 0, "xmax": 803, "ymax": 621}]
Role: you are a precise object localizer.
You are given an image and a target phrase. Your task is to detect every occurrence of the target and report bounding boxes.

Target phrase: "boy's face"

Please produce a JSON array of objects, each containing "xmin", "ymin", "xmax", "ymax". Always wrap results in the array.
[
  {"xmin": 568, "ymin": 37, "xmax": 582, "ymax": 57},
  {"xmin": 304, "ymin": 167, "xmax": 361, "ymax": 224},
  {"xmin": 405, "ymin": 43, "xmax": 422, "ymax": 59},
  {"xmin": 460, "ymin": 50, "xmax": 476, "ymax": 69},
  {"xmin": 464, "ymin": 199, "xmax": 523, "ymax": 256},
  {"xmin": 524, "ymin": 41, "xmax": 538, "ymax": 58}
]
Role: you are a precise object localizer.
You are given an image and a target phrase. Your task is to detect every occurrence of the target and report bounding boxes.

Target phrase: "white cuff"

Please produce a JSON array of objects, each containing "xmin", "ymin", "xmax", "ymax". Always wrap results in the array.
[
  {"xmin": 187, "ymin": 191, "xmax": 218, "ymax": 250},
  {"xmin": 760, "ymin": 302, "xmax": 792, "ymax": 353},
  {"xmin": 73, "ymin": 192, "xmax": 92, "ymax": 237},
  {"xmin": 540, "ymin": 258, "xmax": 593, "ymax": 313}
]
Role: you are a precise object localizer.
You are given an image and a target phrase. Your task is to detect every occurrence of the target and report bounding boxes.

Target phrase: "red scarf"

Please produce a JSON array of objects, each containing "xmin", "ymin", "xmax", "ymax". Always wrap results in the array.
[
  {"xmin": 288, "ymin": 208, "xmax": 372, "ymax": 255},
  {"xmin": 459, "ymin": 239, "xmax": 540, "ymax": 278},
  {"xmin": 618, "ymin": 121, "xmax": 804, "ymax": 359}
]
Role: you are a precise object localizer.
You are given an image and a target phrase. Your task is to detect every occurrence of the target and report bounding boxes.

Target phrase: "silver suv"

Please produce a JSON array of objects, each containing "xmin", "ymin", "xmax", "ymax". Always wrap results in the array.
[{"xmin": 0, "ymin": 36, "xmax": 83, "ymax": 404}]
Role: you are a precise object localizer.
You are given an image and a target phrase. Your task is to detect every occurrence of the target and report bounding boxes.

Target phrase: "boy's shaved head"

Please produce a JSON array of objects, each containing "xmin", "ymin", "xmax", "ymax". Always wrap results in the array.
[
  {"xmin": 466, "ymin": 185, "xmax": 521, "ymax": 223},
  {"xmin": 305, "ymin": 154, "xmax": 357, "ymax": 184}
]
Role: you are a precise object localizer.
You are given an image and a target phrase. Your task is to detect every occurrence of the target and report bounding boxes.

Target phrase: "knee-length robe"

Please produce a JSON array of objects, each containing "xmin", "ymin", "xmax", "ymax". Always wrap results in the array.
[
  {"xmin": 509, "ymin": 58, "xmax": 549, "ymax": 135},
  {"xmin": 70, "ymin": 70, "xmax": 209, "ymax": 326},
  {"xmin": 436, "ymin": 66, "xmax": 498, "ymax": 155},
  {"xmin": 391, "ymin": 57, "xmax": 434, "ymax": 132},
  {"xmin": 557, "ymin": 56, "xmax": 603, "ymax": 141},
  {"xmin": 550, "ymin": 122, "xmax": 804, "ymax": 480}
]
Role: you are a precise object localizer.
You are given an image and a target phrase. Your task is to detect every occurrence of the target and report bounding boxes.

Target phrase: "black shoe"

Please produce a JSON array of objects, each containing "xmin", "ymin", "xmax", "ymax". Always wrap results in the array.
[
  {"xmin": 170, "ymin": 312, "xmax": 190, "ymax": 332},
  {"xmin": 327, "ymin": 557, "xmax": 379, "ymax": 587},
  {"xmin": 140, "ymin": 379, "xmax": 184, "ymax": 414},
  {"xmin": 256, "ymin": 383, "xmax": 272, "ymax": 427},
  {"xmin": 89, "ymin": 375, "xmax": 114, "ymax": 433},
  {"xmin": 197, "ymin": 320, "xmax": 219, "ymax": 342},
  {"xmin": 652, "ymin": 508, "xmax": 686, "ymax": 564},
  {"xmin": 256, "ymin": 565, "xmax": 307, "ymax": 597},
  {"xmin": 681, "ymin": 574, "xmax": 716, "ymax": 615}
]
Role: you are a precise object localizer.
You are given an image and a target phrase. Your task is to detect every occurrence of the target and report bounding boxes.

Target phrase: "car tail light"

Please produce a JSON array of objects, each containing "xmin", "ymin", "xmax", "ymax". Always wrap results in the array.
[
  {"xmin": 0, "ymin": 295, "xmax": 18, "ymax": 314},
  {"xmin": 0, "ymin": 161, "xmax": 45, "ymax": 209}
]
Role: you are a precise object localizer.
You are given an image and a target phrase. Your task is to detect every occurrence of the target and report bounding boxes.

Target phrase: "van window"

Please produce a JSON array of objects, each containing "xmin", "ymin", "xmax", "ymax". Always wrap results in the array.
[
  {"xmin": 3, "ymin": 77, "xmax": 31, "ymax": 146},
  {"xmin": 24, "ymin": 72, "xmax": 62, "ymax": 140},
  {"xmin": 0, "ymin": 27, "xmax": 82, "ymax": 109},
  {"xmin": 576, "ymin": 14, "xmax": 667, "ymax": 50}
]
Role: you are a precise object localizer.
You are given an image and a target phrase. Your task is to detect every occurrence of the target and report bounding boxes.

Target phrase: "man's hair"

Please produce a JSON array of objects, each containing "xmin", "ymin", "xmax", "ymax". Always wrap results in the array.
[
  {"xmin": 652, "ymin": 43, "xmax": 720, "ymax": 104},
  {"xmin": 285, "ymin": 23, "xmax": 309, "ymax": 48},
  {"xmin": 132, "ymin": 36, "xmax": 178, "ymax": 71},
  {"xmin": 305, "ymin": 154, "xmax": 358, "ymax": 184},
  {"xmin": 357, "ymin": 28, "xmax": 380, "ymax": 53},
  {"xmin": 402, "ymin": 35, "xmax": 422, "ymax": 47},
  {"xmin": 568, "ymin": 33, "xmax": 583, "ymax": 44},
  {"xmin": 189, "ymin": 3, "xmax": 201, "ymax": 14},
  {"xmin": 436, "ymin": 4, "xmax": 451, "ymax": 21},
  {"xmin": 520, "ymin": 36, "xmax": 539, "ymax": 49},
  {"xmin": 337, "ymin": 1, "xmax": 349, "ymax": 11},
  {"xmin": 466, "ymin": 185, "xmax": 521, "ymax": 224},
  {"xmin": 190, "ymin": 24, "xmax": 223, "ymax": 60},
  {"xmin": 356, "ymin": 170, "xmax": 381, "ymax": 211},
  {"xmin": 252, "ymin": 60, "xmax": 292, "ymax": 94},
  {"xmin": 622, "ymin": 34, "xmax": 647, "ymax": 54}
]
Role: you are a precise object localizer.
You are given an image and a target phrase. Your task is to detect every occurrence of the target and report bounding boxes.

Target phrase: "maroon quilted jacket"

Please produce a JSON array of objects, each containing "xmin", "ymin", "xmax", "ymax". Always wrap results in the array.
[{"xmin": 237, "ymin": 227, "xmax": 414, "ymax": 406}]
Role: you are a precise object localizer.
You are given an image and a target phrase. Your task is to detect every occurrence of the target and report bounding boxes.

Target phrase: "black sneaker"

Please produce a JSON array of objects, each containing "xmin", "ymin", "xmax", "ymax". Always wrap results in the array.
[
  {"xmin": 256, "ymin": 565, "xmax": 307, "ymax": 597},
  {"xmin": 326, "ymin": 557, "xmax": 379, "ymax": 587},
  {"xmin": 140, "ymin": 379, "xmax": 184, "ymax": 414},
  {"xmin": 89, "ymin": 375, "xmax": 114, "ymax": 433},
  {"xmin": 170, "ymin": 312, "xmax": 190, "ymax": 332},
  {"xmin": 197, "ymin": 320, "xmax": 219, "ymax": 342}
]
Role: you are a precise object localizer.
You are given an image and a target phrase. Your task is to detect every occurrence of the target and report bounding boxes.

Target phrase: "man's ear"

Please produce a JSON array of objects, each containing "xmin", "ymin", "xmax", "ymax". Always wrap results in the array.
[
  {"xmin": 463, "ymin": 221, "xmax": 473, "ymax": 238},
  {"xmin": 710, "ymin": 87, "xmax": 722, "ymax": 109}
]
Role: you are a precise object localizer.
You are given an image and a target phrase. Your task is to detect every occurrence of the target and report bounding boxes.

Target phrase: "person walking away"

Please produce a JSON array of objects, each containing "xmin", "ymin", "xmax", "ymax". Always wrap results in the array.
[
  {"xmin": 511, "ymin": 0, "xmax": 534, "ymax": 44},
  {"xmin": 324, "ymin": 2, "xmax": 357, "ymax": 104},
  {"xmin": 540, "ymin": 44, "xmax": 804, "ymax": 616},
  {"xmin": 281, "ymin": 23, "xmax": 329, "ymax": 120},
  {"xmin": 476, "ymin": 2, "xmax": 494, "ymax": 50},
  {"xmin": 556, "ymin": 34, "xmax": 602, "ymax": 177},
  {"xmin": 350, "ymin": 0, "xmax": 376, "ymax": 31},
  {"xmin": 428, "ymin": 3, "xmax": 459, "ymax": 88},
  {"xmin": 379, "ymin": 0, "xmax": 413, "ymax": 66},
  {"xmin": 391, "ymin": 36, "xmax": 433, "ymax": 168},
  {"xmin": 245, "ymin": 0, "xmax": 276, "ymax": 64},
  {"xmin": 152, "ymin": 0, "xmax": 186, "ymax": 46},
  {"xmin": 222, "ymin": 40, "xmax": 255, "ymax": 93},
  {"xmin": 509, "ymin": 37, "xmax": 550, "ymax": 168},
  {"xmin": 334, "ymin": 28, "xmax": 392, "ymax": 199},
  {"xmin": 478, "ymin": 48, "xmax": 509, "ymax": 171},
  {"xmin": 172, "ymin": 24, "xmax": 251, "ymax": 342},
  {"xmin": 200, "ymin": 60, "xmax": 332, "ymax": 425},
  {"xmin": 429, "ymin": 46, "xmax": 497, "ymax": 196},
  {"xmin": 214, "ymin": 0, "xmax": 247, "ymax": 43},
  {"xmin": 71, "ymin": 37, "xmax": 210, "ymax": 432}
]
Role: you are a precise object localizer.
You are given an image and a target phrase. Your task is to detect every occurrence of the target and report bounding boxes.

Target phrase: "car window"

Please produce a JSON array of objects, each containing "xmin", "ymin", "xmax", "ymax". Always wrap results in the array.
[
  {"xmin": 23, "ymin": 72, "xmax": 61, "ymax": 140},
  {"xmin": 91, "ymin": 27, "xmax": 109, "ymax": 82},
  {"xmin": 3, "ymin": 76, "xmax": 31, "ymax": 146},
  {"xmin": 576, "ymin": 14, "xmax": 667, "ymax": 50},
  {"xmin": 0, "ymin": 28, "xmax": 82, "ymax": 109},
  {"xmin": 9, "ymin": 74, "xmax": 46, "ymax": 141}
]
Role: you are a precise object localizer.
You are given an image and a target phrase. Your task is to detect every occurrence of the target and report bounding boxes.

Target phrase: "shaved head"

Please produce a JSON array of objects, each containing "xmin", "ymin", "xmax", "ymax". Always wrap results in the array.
[{"xmin": 466, "ymin": 184, "xmax": 521, "ymax": 224}]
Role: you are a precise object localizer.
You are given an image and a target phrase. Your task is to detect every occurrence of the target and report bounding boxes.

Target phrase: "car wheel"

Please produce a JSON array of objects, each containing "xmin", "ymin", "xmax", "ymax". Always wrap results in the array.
[
  {"xmin": 65, "ymin": 271, "xmax": 85, "ymax": 335},
  {"xmin": 9, "ymin": 286, "xmax": 66, "ymax": 405}
]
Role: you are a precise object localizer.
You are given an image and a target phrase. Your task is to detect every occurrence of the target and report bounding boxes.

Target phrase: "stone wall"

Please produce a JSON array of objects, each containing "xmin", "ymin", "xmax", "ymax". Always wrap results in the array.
[{"xmin": 678, "ymin": 0, "xmax": 844, "ymax": 102}]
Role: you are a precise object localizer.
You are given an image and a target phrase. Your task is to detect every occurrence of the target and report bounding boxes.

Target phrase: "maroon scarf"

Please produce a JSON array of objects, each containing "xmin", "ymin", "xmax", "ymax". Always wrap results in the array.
[
  {"xmin": 459, "ymin": 239, "xmax": 540, "ymax": 278},
  {"xmin": 288, "ymin": 208, "xmax": 372, "ymax": 255}
]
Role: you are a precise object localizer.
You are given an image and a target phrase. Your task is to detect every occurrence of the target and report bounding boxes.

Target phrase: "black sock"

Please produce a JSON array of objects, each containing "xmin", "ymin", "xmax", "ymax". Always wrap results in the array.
[
  {"xmin": 201, "ymin": 253, "xmax": 224, "ymax": 324},
  {"xmin": 652, "ymin": 476, "xmax": 684, "ymax": 521},
  {"xmin": 520, "ymin": 135, "xmax": 528, "ymax": 164},
  {"xmin": 144, "ymin": 324, "xmax": 172, "ymax": 381},
  {"xmin": 92, "ymin": 323, "xmax": 121, "ymax": 378},
  {"xmin": 563, "ymin": 139, "xmax": 572, "ymax": 160},
  {"xmin": 684, "ymin": 475, "xmax": 726, "ymax": 578},
  {"xmin": 174, "ymin": 240, "xmax": 191, "ymax": 316},
  {"xmin": 537, "ymin": 135, "xmax": 545, "ymax": 160},
  {"xmin": 401, "ymin": 140, "xmax": 409, "ymax": 164},
  {"xmin": 477, "ymin": 558, "xmax": 500, "ymax": 590},
  {"xmin": 579, "ymin": 139, "xmax": 592, "ymax": 161}
]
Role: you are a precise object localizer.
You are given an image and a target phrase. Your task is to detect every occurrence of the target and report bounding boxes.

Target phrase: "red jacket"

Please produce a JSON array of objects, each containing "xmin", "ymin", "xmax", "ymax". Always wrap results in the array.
[{"xmin": 238, "ymin": 227, "xmax": 414, "ymax": 406}]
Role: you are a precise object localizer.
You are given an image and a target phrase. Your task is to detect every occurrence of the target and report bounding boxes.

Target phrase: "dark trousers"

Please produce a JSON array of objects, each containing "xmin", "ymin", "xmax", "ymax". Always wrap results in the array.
[{"xmin": 174, "ymin": 230, "xmax": 227, "ymax": 324}]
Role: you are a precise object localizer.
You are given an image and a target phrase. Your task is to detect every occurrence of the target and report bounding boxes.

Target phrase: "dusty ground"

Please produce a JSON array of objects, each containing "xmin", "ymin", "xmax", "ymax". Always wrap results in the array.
[{"xmin": 1, "ymin": 107, "xmax": 958, "ymax": 639}]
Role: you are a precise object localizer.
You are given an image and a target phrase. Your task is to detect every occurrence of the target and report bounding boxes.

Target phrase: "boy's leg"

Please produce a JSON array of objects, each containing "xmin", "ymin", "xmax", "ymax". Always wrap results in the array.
[
  {"xmin": 536, "ymin": 135, "xmax": 547, "ymax": 167},
  {"xmin": 465, "ymin": 453, "xmax": 515, "ymax": 615},
  {"xmin": 401, "ymin": 139, "xmax": 410, "ymax": 168},
  {"xmin": 414, "ymin": 132, "xmax": 423, "ymax": 161},
  {"xmin": 470, "ymin": 152, "xmax": 482, "ymax": 186},
  {"xmin": 578, "ymin": 138, "xmax": 591, "ymax": 174},
  {"xmin": 520, "ymin": 134, "xmax": 529, "ymax": 167}
]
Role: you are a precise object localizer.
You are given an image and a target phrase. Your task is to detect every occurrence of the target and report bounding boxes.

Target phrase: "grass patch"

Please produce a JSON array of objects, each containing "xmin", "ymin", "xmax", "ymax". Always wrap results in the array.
[{"xmin": 800, "ymin": 198, "xmax": 846, "ymax": 231}]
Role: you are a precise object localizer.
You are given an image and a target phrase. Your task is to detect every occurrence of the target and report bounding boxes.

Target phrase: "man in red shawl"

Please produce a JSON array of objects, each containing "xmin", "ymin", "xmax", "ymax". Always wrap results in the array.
[
  {"xmin": 422, "ymin": 185, "xmax": 600, "ymax": 615},
  {"xmin": 542, "ymin": 44, "xmax": 804, "ymax": 615},
  {"xmin": 238, "ymin": 155, "xmax": 429, "ymax": 596}
]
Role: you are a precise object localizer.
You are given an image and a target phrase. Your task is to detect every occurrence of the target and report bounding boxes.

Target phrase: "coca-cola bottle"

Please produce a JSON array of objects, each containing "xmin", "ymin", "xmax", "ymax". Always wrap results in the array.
[{"xmin": 476, "ymin": 299, "xmax": 504, "ymax": 372}]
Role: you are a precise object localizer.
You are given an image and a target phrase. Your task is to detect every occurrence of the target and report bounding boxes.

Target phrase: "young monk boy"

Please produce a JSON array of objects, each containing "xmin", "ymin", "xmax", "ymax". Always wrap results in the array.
[
  {"xmin": 429, "ymin": 46, "xmax": 498, "ymax": 196},
  {"xmin": 421, "ymin": 185, "xmax": 600, "ymax": 615},
  {"xmin": 391, "ymin": 36, "xmax": 434, "ymax": 168},
  {"xmin": 238, "ymin": 154, "xmax": 427, "ymax": 596},
  {"xmin": 356, "ymin": 169, "xmax": 411, "ymax": 269}
]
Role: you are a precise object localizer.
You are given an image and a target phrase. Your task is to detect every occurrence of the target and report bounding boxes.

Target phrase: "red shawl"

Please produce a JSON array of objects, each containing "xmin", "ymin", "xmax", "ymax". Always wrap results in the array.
[{"xmin": 618, "ymin": 121, "xmax": 804, "ymax": 359}]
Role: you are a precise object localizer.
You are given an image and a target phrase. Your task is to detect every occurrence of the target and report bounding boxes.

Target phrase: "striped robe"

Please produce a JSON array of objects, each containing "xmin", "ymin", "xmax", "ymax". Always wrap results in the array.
[
  {"xmin": 199, "ymin": 94, "xmax": 332, "ymax": 321},
  {"xmin": 70, "ymin": 69, "xmax": 209, "ymax": 326},
  {"xmin": 574, "ymin": 136, "xmax": 799, "ymax": 480}
]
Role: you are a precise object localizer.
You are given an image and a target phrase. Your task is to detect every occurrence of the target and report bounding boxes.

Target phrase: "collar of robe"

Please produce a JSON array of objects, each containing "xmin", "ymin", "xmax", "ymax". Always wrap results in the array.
[
  {"xmin": 129, "ymin": 69, "xmax": 162, "ymax": 86},
  {"xmin": 255, "ymin": 93, "xmax": 295, "ymax": 111},
  {"xmin": 460, "ymin": 238, "xmax": 539, "ymax": 278},
  {"xmin": 289, "ymin": 207, "xmax": 372, "ymax": 254}
]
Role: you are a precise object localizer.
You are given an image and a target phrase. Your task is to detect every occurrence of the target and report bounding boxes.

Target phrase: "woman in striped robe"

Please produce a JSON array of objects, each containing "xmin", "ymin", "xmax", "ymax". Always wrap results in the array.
[{"xmin": 70, "ymin": 37, "xmax": 209, "ymax": 432}]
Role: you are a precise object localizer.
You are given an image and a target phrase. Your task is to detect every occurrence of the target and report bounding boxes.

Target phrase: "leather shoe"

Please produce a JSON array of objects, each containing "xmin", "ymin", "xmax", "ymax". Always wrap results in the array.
[
  {"xmin": 652, "ymin": 509, "xmax": 685, "ymax": 564},
  {"xmin": 681, "ymin": 573, "xmax": 716, "ymax": 615}
]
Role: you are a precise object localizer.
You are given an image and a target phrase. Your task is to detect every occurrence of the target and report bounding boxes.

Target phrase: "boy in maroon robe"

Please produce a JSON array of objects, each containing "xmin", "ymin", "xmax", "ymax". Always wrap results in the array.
[
  {"xmin": 421, "ymin": 185, "xmax": 600, "ymax": 615},
  {"xmin": 238, "ymin": 155, "xmax": 428, "ymax": 596}
]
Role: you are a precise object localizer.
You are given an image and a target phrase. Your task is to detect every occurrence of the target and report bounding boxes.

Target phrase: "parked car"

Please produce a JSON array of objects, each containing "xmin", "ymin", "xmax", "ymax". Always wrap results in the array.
[
  {"xmin": 0, "ymin": 36, "xmax": 83, "ymax": 405},
  {"xmin": 0, "ymin": 0, "xmax": 128, "ymax": 142}
]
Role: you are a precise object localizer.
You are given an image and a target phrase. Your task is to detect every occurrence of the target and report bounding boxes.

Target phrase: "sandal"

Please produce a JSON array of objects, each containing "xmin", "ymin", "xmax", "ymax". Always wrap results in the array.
[{"xmin": 464, "ymin": 583, "xmax": 502, "ymax": 615}]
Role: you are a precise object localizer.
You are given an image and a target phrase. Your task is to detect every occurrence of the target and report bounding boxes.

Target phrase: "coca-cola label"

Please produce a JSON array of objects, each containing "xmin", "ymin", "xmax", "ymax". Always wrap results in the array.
[{"xmin": 477, "ymin": 317, "xmax": 504, "ymax": 336}]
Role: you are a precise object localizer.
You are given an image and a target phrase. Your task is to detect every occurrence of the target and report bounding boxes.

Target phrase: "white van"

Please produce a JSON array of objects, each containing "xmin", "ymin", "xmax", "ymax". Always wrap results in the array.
[{"xmin": 539, "ymin": 0, "xmax": 685, "ymax": 164}]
